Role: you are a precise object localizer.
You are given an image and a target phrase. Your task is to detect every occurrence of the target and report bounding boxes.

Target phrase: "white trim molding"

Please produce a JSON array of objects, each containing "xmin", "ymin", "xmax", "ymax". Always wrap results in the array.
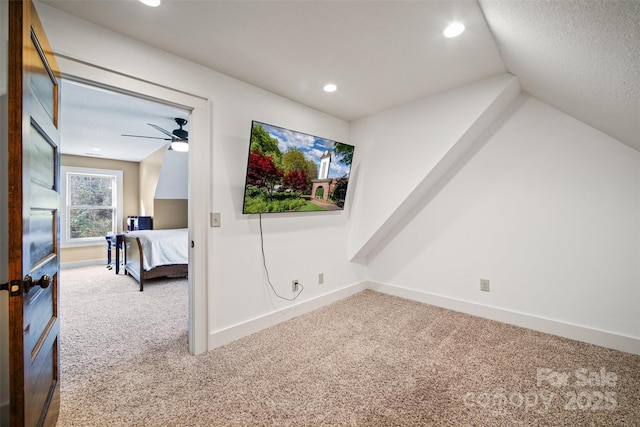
[
  {"xmin": 209, "ymin": 281, "xmax": 367, "ymax": 349},
  {"xmin": 61, "ymin": 259, "xmax": 105, "ymax": 270},
  {"xmin": 366, "ymin": 281, "xmax": 640, "ymax": 356},
  {"xmin": 56, "ymin": 55, "xmax": 211, "ymax": 356},
  {"xmin": 60, "ymin": 166, "xmax": 124, "ymax": 248},
  {"xmin": 209, "ymin": 280, "xmax": 640, "ymax": 356}
]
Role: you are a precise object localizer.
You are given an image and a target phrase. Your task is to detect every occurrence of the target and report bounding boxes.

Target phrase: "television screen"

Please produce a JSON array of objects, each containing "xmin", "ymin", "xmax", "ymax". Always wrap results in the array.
[{"xmin": 242, "ymin": 121, "xmax": 355, "ymax": 214}]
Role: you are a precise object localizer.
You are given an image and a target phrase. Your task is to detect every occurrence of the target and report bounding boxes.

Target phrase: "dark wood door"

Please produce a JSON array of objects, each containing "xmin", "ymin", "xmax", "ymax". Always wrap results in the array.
[{"xmin": 8, "ymin": 1, "xmax": 61, "ymax": 426}]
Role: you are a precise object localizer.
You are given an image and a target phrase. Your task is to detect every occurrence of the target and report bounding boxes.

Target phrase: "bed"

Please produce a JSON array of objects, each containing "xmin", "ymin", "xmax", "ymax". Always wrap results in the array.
[{"xmin": 123, "ymin": 228, "xmax": 189, "ymax": 291}]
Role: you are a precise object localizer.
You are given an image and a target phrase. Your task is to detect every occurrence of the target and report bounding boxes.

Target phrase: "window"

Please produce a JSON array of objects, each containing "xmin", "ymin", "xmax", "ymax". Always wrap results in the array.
[{"xmin": 61, "ymin": 166, "xmax": 123, "ymax": 247}]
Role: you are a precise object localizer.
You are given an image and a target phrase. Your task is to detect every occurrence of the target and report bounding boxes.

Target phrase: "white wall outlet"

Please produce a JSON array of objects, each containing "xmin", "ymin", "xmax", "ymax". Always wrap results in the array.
[
  {"xmin": 292, "ymin": 280, "xmax": 300, "ymax": 292},
  {"xmin": 480, "ymin": 279, "xmax": 490, "ymax": 292},
  {"xmin": 318, "ymin": 273, "xmax": 324, "ymax": 284},
  {"xmin": 210, "ymin": 212, "xmax": 221, "ymax": 227}
]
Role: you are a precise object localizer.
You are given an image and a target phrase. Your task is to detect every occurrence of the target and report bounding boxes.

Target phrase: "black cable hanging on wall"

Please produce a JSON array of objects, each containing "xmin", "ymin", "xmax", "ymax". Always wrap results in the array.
[{"xmin": 259, "ymin": 213, "xmax": 304, "ymax": 301}]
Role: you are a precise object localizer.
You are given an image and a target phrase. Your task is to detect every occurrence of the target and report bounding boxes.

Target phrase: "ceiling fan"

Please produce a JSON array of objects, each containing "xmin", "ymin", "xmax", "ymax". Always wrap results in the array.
[{"xmin": 122, "ymin": 117, "xmax": 189, "ymax": 152}]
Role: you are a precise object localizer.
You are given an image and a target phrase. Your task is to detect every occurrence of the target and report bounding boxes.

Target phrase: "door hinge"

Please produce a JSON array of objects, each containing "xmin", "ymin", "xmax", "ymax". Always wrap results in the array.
[{"xmin": 0, "ymin": 280, "xmax": 23, "ymax": 296}]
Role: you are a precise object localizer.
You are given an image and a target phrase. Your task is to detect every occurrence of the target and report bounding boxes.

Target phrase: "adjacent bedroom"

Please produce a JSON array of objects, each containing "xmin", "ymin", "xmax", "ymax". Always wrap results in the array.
[{"xmin": 58, "ymin": 78, "xmax": 191, "ymax": 379}]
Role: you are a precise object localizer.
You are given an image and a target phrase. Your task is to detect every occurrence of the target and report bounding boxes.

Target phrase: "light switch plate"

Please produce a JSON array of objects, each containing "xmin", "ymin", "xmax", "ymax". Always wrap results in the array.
[{"xmin": 210, "ymin": 212, "xmax": 221, "ymax": 227}]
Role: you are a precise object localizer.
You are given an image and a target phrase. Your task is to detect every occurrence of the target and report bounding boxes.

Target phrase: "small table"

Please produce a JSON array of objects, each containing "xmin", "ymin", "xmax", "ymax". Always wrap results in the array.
[{"xmin": 105, "ymin": 234, "xmax": 125, "ymax": 274}]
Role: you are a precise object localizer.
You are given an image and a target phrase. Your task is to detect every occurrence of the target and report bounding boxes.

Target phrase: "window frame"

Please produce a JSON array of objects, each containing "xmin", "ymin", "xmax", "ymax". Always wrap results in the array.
[{"xmin": 60, "ymin": 166, "xmax": 124, "ymax": 248}]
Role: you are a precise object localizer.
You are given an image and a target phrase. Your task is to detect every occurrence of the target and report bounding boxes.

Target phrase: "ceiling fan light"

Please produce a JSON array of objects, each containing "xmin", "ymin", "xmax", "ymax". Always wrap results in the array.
[{"xmin": 171, "ymin": 140, "xmax": 189, "ymax": 152}]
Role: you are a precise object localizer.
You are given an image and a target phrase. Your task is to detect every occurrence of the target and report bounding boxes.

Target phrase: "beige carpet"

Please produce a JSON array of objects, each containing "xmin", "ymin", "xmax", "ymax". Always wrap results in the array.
[{"xmin": 58, "ymin": 265, "xmax": 640, "ymax": 426}]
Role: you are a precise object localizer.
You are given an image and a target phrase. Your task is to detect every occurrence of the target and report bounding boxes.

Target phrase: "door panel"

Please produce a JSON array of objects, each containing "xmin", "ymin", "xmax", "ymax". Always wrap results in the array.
[
  {"xmin": 29, "ymin": 126, "xmax": 56, "ymax": 189},
  {"xmin": 8, "ymin": 1, "xmax": 61, "ymax": 426}
]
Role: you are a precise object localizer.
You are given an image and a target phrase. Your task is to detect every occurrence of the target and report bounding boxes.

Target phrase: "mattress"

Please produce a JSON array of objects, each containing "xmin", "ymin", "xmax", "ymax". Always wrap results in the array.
[{"xmin": 126, "ymin": 228, "xmax": 188, "ymax": 271}]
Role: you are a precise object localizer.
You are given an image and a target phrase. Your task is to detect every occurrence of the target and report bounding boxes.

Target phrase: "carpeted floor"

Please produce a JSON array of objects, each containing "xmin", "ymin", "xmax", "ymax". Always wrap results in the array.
[{"xmin": 58, "ymin": 265, "xmax": 640, "ymax": 426}]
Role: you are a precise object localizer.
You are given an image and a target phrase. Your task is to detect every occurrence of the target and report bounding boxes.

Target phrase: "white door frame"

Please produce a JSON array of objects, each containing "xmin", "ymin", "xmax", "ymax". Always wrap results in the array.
[{"xmin": 56, "ymin": 56, "xmax": 210, "ymax": 355}]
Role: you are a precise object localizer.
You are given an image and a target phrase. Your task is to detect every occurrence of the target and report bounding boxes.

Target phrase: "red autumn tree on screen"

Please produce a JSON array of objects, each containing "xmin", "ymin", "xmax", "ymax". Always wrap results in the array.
[
  {"xmin": 247, "ymin": 149, "xmax": 283, "ymax": 195},
  {"xmin": 282, "ymin": 169, "xmax": 309, "ymax": 193}
]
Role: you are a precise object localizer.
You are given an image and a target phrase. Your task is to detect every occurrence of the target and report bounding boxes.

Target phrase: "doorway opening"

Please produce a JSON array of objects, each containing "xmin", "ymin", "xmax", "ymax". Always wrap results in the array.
[
  {"xmin": 57, "ymin": 77, "xmax": 194, "ymax": 370},
  {"xmin": 55, "ymin": 57, "xmax": 210, "ymax": 355}
]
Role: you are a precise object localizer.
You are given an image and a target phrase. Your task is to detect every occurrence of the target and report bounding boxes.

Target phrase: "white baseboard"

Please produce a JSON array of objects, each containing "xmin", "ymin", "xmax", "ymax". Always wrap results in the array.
[
  {"xmin": 209, "ymin": 281, "xmax": 367, "ymax": 350},
  {"xmin": 61, "ymin": 259, "xmax": 105, "ymax": 269},
  {"xmin": 366, "ymin": 281, "xmax": 640, "ymax": 356},
  {"xmin": 206, "ymin": 280, "xmax": 640, "ymax": 355}
]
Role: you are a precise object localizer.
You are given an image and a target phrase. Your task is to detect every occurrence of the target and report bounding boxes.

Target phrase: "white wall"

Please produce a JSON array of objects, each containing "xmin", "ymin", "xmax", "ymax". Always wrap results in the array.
[
  {"xmin": 348, "ymin": 73, "xmax": 520, "ymax": 261},
  {"xmin": 155, "ymin": 150, "xmax": 188, "ymax": 199},
  {"xmin": 35, "ymin": 3, "xmax": 366, "ymax": 347},
  {"xmin": 358, "ymin": 94, "xmax": 640, "ymax": 348}
]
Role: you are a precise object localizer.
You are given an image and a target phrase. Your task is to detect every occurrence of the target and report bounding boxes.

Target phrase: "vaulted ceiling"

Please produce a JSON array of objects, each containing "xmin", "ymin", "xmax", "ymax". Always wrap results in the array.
[
  {"xmin": 40, "ymin": 0, "xmax": 639, "ymax": 157},
  {"xmin": 480, "ymin": 0, "xmax": 639, "ymax": 152}
]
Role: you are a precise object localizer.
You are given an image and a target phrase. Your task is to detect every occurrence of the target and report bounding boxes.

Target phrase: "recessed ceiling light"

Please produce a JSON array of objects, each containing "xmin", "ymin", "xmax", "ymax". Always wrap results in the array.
[
  {"xmin": 323, "ymin": 83, "xmax": 337, "ymax": 93},
  {"xmin": 444, "ymin": 22, "xmax": 465, "ymax": 38},
  {"xmin": 92, "ymin": 147, "xmax": 101, "ymax": 152},
  {"xmin": 139, "ymin": 0, "xmax": 161, "ymax": 7}
]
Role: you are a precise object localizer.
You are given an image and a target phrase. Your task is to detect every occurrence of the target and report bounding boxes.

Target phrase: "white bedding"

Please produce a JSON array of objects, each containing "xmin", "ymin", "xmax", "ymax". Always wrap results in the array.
[{"xmin": 127, "ymin": 228, "xmax": 188, "ymax": 271}]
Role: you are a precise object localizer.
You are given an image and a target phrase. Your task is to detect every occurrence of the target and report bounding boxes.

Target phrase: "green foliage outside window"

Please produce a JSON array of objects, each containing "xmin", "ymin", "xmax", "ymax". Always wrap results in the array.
[{"xmin": 68, "ymin": 173, "xmax": 116, "ymax": 239}]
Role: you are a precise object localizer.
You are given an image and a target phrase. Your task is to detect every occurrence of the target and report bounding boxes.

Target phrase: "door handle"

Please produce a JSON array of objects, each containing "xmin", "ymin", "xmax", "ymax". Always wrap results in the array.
[{"xmin": 23, "ymin": 274, "xmax": 50, "ymax": 293}]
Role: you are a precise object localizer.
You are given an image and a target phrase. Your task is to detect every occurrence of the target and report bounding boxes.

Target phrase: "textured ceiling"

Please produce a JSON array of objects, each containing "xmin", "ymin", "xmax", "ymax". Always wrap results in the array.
[
  {"xmin": 39, "ymin": 0, "xmax": 639, "ymax": 159},
  {"xmin": 480, "ymin": 0, "xmax": 640, "ymax": 152}
]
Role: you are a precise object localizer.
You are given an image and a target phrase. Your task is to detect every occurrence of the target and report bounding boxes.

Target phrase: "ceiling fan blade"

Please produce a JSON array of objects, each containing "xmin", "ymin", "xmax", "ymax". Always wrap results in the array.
[
  {"xmin": 121, "ymin": 134, "xmax": 172, "ymax": 140},
  {"xmin": 148, "ymin": 123, "xmax": 175, "ymax": 138}
]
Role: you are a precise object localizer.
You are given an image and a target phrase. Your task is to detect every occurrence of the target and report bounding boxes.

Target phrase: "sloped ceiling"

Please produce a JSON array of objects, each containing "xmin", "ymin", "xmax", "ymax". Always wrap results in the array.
[
  {"xmin": 40, "ymin": 0, "xmax": 639, "ymax": 154},
  {"xmin": 480, "ymin": 0, "xmax": 640, "ymax": 152}
]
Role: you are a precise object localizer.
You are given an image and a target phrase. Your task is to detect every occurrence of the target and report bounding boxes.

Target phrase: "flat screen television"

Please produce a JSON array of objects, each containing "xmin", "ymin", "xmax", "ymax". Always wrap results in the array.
[{"xmin": 242, "ymin": 120, "xmax": 355, "ymax": 214}]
